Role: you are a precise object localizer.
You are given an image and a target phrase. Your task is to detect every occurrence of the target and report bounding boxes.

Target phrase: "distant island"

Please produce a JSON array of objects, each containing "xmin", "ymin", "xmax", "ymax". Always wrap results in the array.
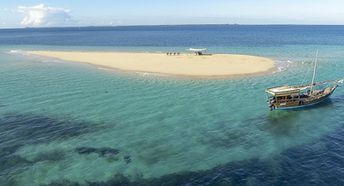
[{"xmin": 28, "ymin": 51, "xmax": 274, "ymax": 78}]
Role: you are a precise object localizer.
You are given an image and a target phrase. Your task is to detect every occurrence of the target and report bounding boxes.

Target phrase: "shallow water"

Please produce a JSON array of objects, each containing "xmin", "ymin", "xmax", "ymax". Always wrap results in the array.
[{"xmin": 1, "ymin": 25, "xmax": 344, "ymax": 185}]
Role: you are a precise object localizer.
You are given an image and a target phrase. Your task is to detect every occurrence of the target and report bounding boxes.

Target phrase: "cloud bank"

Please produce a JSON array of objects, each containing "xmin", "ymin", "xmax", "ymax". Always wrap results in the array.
[{"xmin": 18, "ymin": 4, "xmax": 71, "ymax": 27}]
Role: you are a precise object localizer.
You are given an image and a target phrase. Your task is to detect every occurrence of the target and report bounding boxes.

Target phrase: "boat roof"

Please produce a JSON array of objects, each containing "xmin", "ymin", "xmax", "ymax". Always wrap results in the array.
[
  {"xmin": 266, "ymin": 86, "xmax": 304, "ymax": 96},
  {"xmin": 266, "ymin": 79, "xmax": 344, "ymax": 96},
  {"xmin": 188, "ymin": 48, "xmax": 207, "ymax": 52}
]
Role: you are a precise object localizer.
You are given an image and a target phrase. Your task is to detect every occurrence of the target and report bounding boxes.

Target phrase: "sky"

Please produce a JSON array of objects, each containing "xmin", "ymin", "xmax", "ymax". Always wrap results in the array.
[{"xmin": 1, "ymin": 0, "xmax": 344, "ymax": 28}]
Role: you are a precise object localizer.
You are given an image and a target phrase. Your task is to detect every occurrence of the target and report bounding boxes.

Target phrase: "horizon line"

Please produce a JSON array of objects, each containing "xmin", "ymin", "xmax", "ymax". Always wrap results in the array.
[{"xmin": 1, "ymin": 23, "xmax": 344, "ymax": 30}]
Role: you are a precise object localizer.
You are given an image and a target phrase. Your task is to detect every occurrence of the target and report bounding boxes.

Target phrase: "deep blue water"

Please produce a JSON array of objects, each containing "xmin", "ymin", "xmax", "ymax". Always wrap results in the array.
[
  {"xmin": 1, "ymin": 25, "xmax": 344, "ymax": 186},
  {"xmin": 1, "ymin": 25, "xmax": 344, "ymax": 47}
]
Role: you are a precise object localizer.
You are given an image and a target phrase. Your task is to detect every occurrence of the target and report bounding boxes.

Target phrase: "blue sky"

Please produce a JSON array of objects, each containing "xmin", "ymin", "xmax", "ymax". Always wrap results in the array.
[{"xmin": 1, "ymin": 0, "xmax": 344, "ymax": 28}]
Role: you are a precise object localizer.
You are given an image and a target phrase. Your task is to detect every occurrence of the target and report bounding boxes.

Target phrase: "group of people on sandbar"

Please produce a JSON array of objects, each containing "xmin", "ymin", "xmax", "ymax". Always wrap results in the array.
[{"xmin": 166, "ymin": 52, "xmax": 180, "ymax": 56}]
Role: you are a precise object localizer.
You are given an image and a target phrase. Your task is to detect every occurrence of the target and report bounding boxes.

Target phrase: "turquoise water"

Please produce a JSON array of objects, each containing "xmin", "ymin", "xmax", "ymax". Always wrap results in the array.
[{"xmin": 1, "ymin": 26, "xmax": 344, "ymax": 185}]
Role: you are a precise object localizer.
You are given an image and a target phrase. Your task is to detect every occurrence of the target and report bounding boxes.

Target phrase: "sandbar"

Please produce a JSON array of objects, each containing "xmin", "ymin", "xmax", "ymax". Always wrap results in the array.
[{"xmin": 28, "ymin": 51, "xmax": 274, "ymax": 78}]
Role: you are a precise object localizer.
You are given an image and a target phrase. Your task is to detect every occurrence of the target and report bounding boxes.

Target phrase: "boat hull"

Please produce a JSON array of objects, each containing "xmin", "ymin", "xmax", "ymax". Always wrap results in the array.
[{"xmin": 273, "ymin": 86, "xmax": 337, "ymax": 110}]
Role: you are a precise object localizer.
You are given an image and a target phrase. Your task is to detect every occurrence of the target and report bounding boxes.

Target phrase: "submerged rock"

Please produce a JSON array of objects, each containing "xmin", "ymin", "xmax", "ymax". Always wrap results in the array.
[
  {"xmin": 98, "ymin": 147, "xmax": 120, "ymax": 156},
  {"xmin": 124, "ymin": 155, "xmax": 131, "ymax": 164},
  {"xmin": 32, "ymin": 150, "xmax": 65, "ymax": 162},
  {"xmin": 75, "ymin": 147, "xmax": 120, "ymax": 160},
  {"xmin": 1, "ymin": 155, "xmax": 32, "ymax": 171},
  {"xmin": 75, "ymin": 147, "xmax": 96, "ymax": 154}
]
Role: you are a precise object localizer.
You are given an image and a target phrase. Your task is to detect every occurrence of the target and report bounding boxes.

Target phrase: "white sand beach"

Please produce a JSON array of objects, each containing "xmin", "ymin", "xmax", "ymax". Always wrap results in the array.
[{"xmin": 28, "ymin": 51, "xmax": 274, "ymax": 78}]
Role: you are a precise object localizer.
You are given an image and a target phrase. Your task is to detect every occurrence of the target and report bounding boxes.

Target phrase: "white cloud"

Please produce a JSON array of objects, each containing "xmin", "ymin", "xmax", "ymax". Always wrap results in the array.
[{"xmin": 17, "ymin": 4, "xmax": 71, "ymax": 27}]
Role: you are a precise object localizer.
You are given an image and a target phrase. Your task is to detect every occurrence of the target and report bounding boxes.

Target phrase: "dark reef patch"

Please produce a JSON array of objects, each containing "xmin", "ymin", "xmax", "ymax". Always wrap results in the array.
[
  {"xmin": 75, "ymin": 147, "xmax": 120, "ymax": 161},
  {"xmin": 0, "ymin": 112, "xmax": 101, "ymax": 146},
  {"xmin": 32, "ymin": 150, "xmax": 66, "ymax": 163},
  {"xmin": 0, "ymin": 112, "xmax": 105, "ymax": 183},
  {"xmin": 0, "ymin": 155, "xmax": 32, "ymax": 175},
  {"xmin": 258, "ymin": 112, "xmax": 303, "ymax": 137},
  {"xmin": 44, "ymin": 121, "xmax": 344, "ymax": 186},
  {"xmin": 198, "ymin": 128, "xmax": 261, "ymax": 150},
  {"xmin": 123, "ymin": 155, "xmax": 131, "ymax": 164}
]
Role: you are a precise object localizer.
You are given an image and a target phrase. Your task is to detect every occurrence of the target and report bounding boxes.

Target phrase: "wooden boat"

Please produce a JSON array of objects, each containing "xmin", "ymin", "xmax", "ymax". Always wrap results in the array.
[{"xmin": 265, "ymin": 51, "xmax": 343, "ymax": 111}]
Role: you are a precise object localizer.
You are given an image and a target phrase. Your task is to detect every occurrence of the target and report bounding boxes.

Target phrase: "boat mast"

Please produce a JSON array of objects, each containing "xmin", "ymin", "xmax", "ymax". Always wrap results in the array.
[{"xmin": 310, "ymin": 50, "xmax": 319, "ymax": 91}]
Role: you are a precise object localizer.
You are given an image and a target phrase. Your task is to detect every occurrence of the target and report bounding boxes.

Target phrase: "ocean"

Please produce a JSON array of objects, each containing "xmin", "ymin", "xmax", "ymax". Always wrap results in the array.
[{"xmin": 0, "ymin": 25, "xmax": 344, "ymax": 185}]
